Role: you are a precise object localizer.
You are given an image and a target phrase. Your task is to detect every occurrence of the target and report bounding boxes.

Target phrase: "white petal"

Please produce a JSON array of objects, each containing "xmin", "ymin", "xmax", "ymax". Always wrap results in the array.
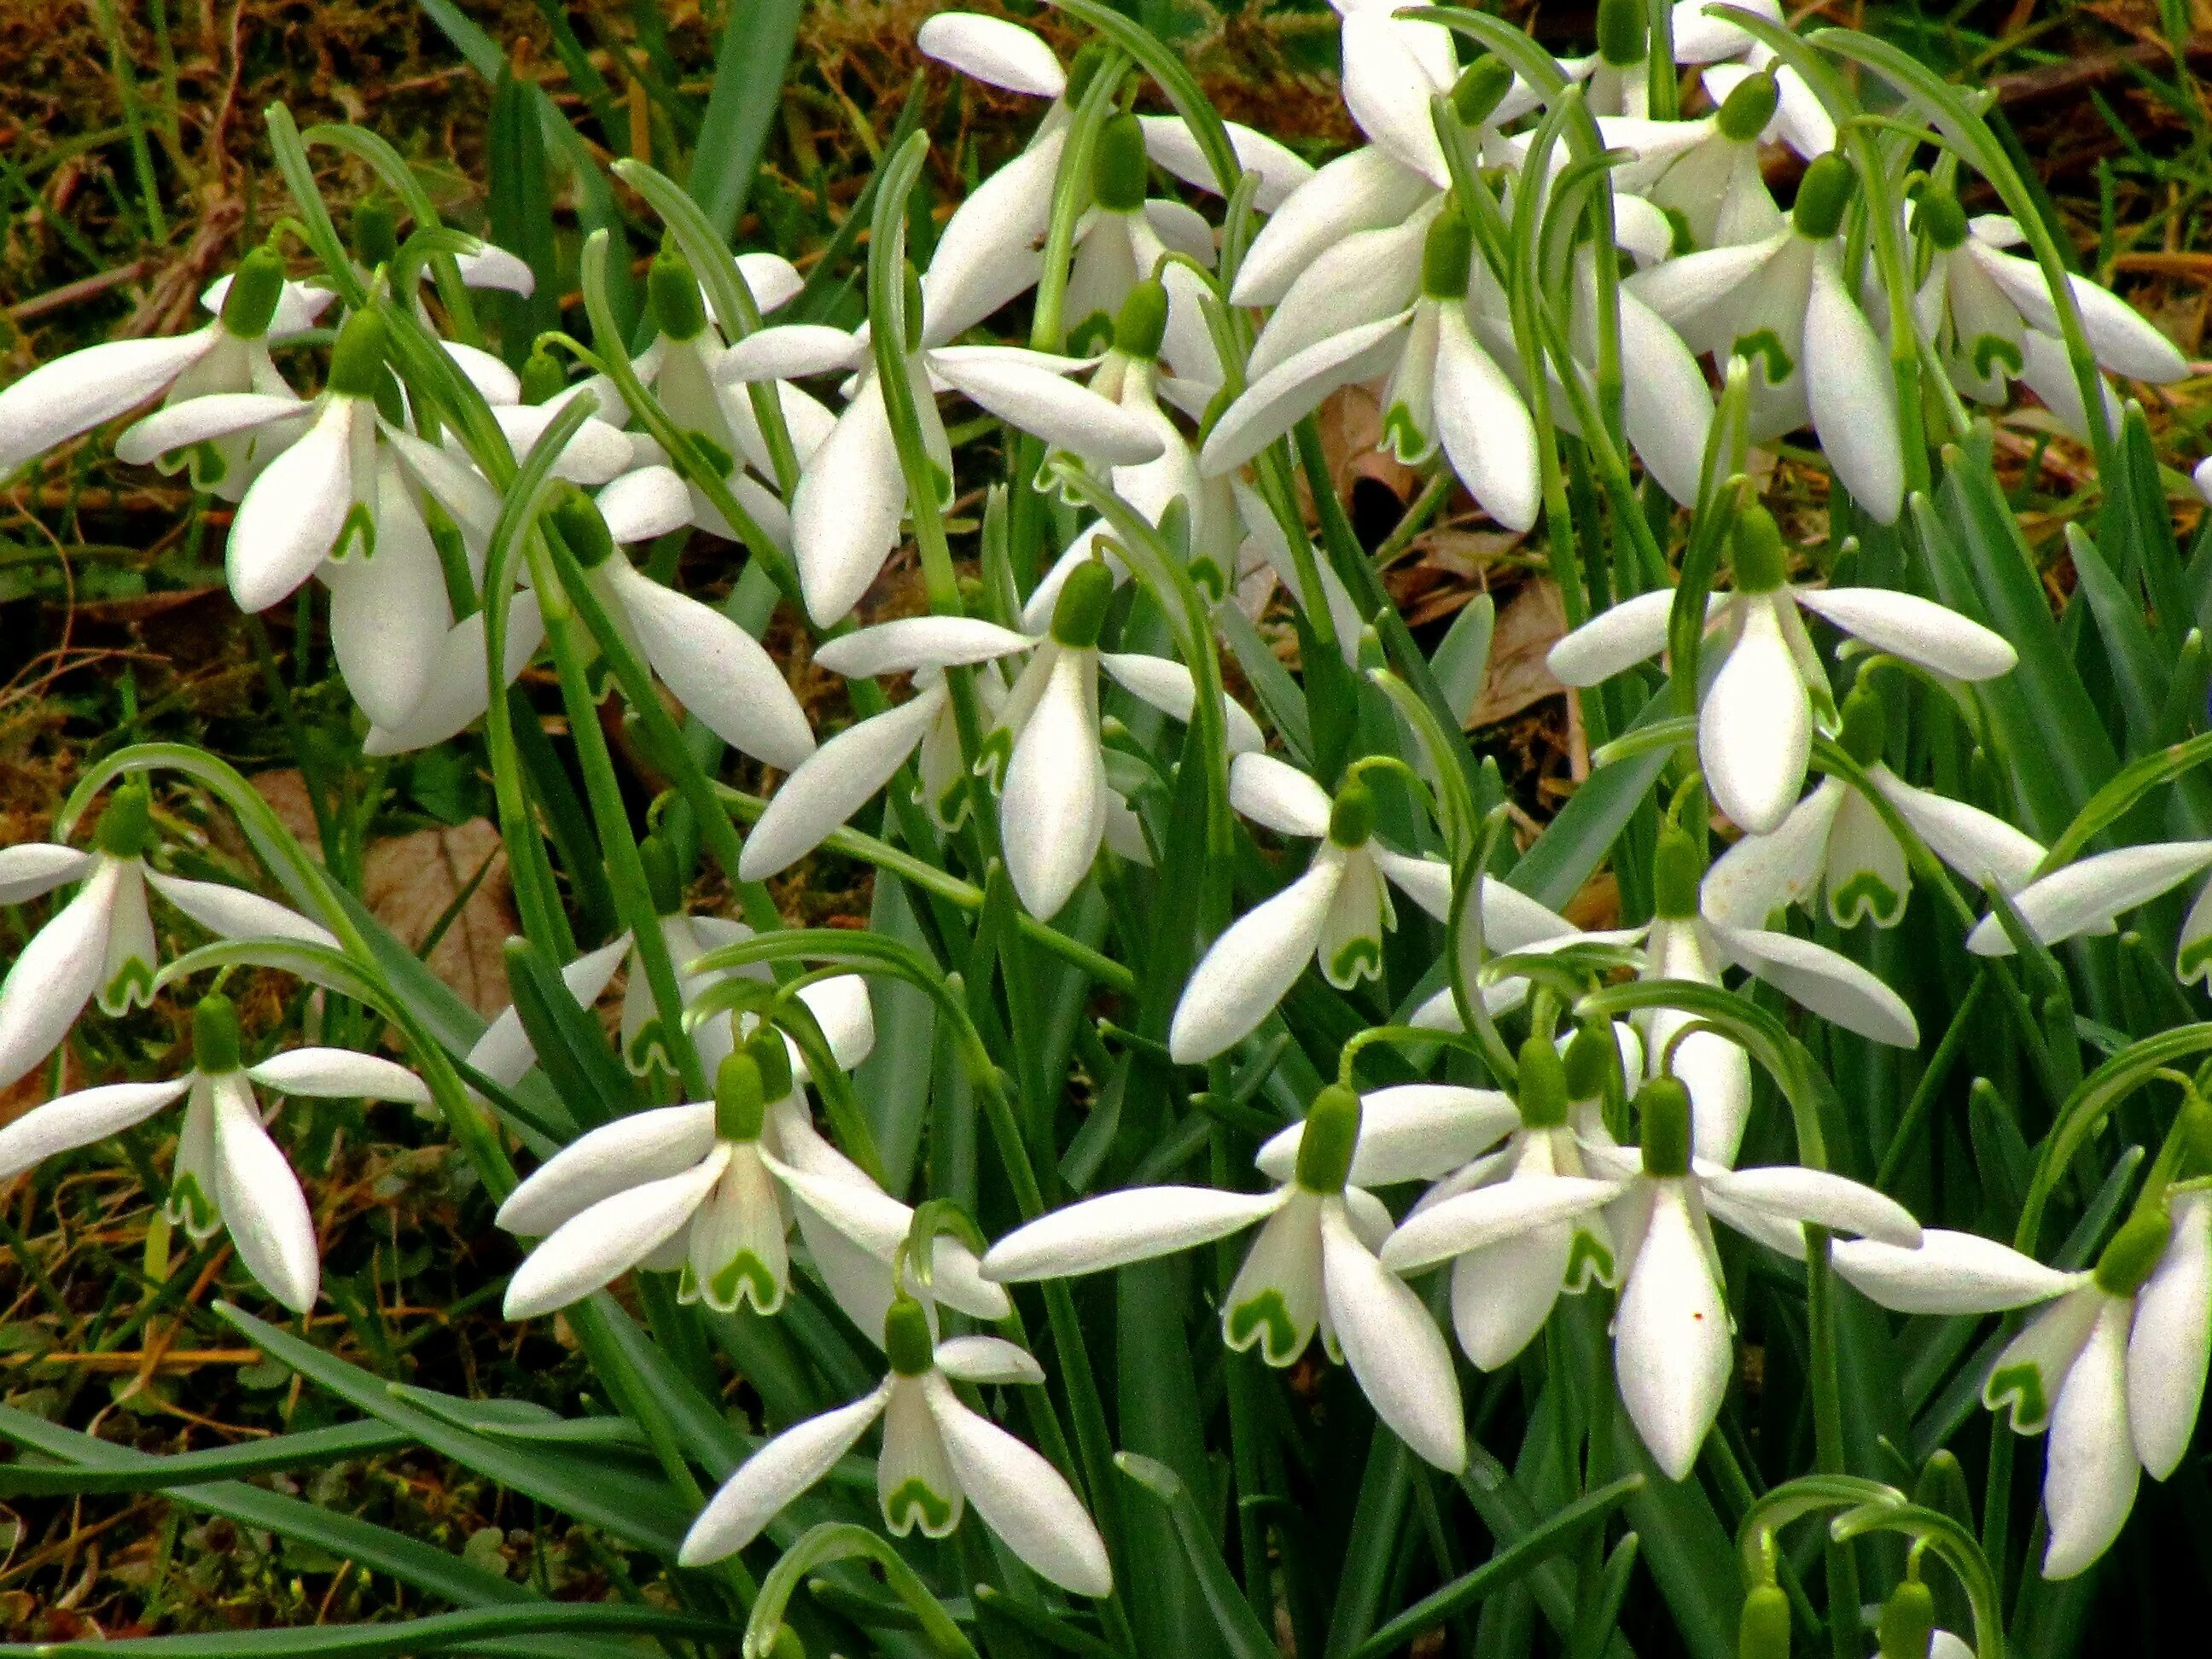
[
  {"xmin": 1701, "ymin": 597, "xmax": 1810, "ymax": 835},
  {"xmin": 1548, "ymin": 588, "xmax": 1700, "ymax": 686},
  {"xmin": 814, "ymin": 616, "xmax": 1034, "ymax": 678},
  {"xmin": 740, "ymin": 690, "xmax": 945, "ymax": 881},
  {"xmin": 981, "ymin": 1185, "xmax": 1286, "ymax": 1281},
  {"xmin": 451, "ymin": 246, "xmax": 537, "ymax": 294},
  {"xmin": 795, "ymin": 974, "xmax": 876, "ymax": 1075},
  {"xmin": 444, "ymin": 341, "xmax": 521, "ymax": 407},
  {"xmin": 933, "ymin": 1334, "xmax": 1045, "ymax": 1387},
  {"xmin": 1199, "ymin": 315, "xmax": 1412, "ymax": 477},
  {"xmin": 0, "ymin": 844, "xmax": 92, "ymax": 903},
  {"xmin": 595, "ymin": 465, "xmax": 696, "ymax": 544},
  {"xmin": 929, "ymin": 347, "xmax": 1164, "ymax": 466},
  {"xmin": 921, "ymin": 132, "xmax": 1062, "ymax": 343},
  {"xmin": 716, "ymin": 324, "xmax": 864, "ymax": 383},
  {"xmin": 1098, "ymin": 652, "xmax": 1263, "ymax": 752},
  {"xmin": 1832, "ymin": 1230, "xmax": 2081, "ymax": 1316},
  {"xmin": 245, "ymin": 1048, "xmax": 430, "ymax": 1106},
  {"xmin": 1232, "ymin": 147, "xmax": 1433, "ymax": 309},
  {"xmin": 1615, "ymin": 1183, "xmax": 1732, "ymax": 1480},
  {"xmin": 1167, "ymin": 859, "xmax": 1344, "ymax": 1063},
  {"xmin": 1321, "ymin": 1202, "xmax": 1466, "ymax": 1470},
  {"xmin": 495, "ymin": 1102, "xmax": 717, "ymax": 1237},
  {"xmin": 2041, "ymin": 1301, "xmax": 2140, "ymax": 1579},
  {"xmin": 0, "ymin": 331, "xmax": 218, "ymax": 473},
  {"xmin": 1249, "ymin": 209, "xmax": 1431, "ymax": 382},
  {"xmin": 1709, "ymin": 922, "xmax": 1919, "ymax": 1046},
  {"xmin": 999, "ymin": 652, "xmax": 1103, "ymax": 918},
  {"xmin": 1257, "ymin": 1084, "xmax": 1520, "ymax": 1186},
  {"xmin": 1968, "ymin": 245, "xmax": 2189, "ymax": 383},
  {"xmin": 0, "ymin": 1077, "xmax": 191, "ymax": 1181},
  {"xmin": 1986, "ymin": 1289, "xmax": 2104, "ymax": 1434},
  {"xmin": 1451, "ymin": 1224, "xmax": 1576, "ymax": 1370},
  {"xmin": 1803, "ymin": 247, "xmax": 1902, "ymax": 524},
  {"xmin": 1225, "ymin": 1196, "xmax": 1324, "ymax": 1361},
  {"xmin": 1703, "ymin": 1164, "xmax": 1919, "ymax": 1247},
  {"xmin": 503, "ymin": 1154, "xmax": 727, "ymax": 1319},
  {"xmin": 1871, "ymin": 769, "xmax": 2045, "ymax": 894},
  {"xmin": 1228, "ymin": 752, "xmax": 1332, "ymax": 838},
  {"xmin": 1792, "ymin": 586, "xmax": 2016, "ymax": 681},
  {"xmin": 606, "ymin": 562, "xmax": 814, "ymax": 769},
  {"xmin": 1965, "ymin": 842, "xmax": 2212, "ymax": 956},
  {"xmin": 917, "ymin": 12, "xmax": 1064, "ymax": 97},
  {"xmin": 2128, "ymin": 1197, "xmax": 2212, "ymax": 1481},
  {"xmin": 925, "ymin": 1378, "xmax": 1113, "ymax": 1595},
  {"xmin": 1434, "ymin": 307, "xmax": 1540, "ymax": 533},
  {"xmin": 1381, "ymin": 1176, "xmax": 1626, "ymax": 1272},
  {"xmin": 792, "ymin": 380, "xmax": 905, "ymax": 626},
  {"xmin": 492, "ymin": 405, "xmax": 635, "ymax": 485},
  {"xmin": 322, "ymin": 468, "xmax": 450, "ymax": 728},
  {"xmin": 1615, "ymin": 286, "xmax": 1714, "ymax": 505},
  {"xmin": 0, "ymin": 864, "xmax": 119, "ymax": 1089},
  {"xmin": 1140, "ymin": 115, "xmax": 1313, "ymax": 210},
  {"xmin": 1703, "ymin": 783, "xmax": 1842, "ymax": 925},
  {"xmin": 228, "ymin": 399, "xmax": 357, "ymax": 613},
  {"xmin": 1338, "ymin": 12, "xmax": 1454, "ymax": 184},
  {"xmin": 210, "ymin": 1073, "xmax": 320, "ymax": 1313},
  {"xmin": 359, "ymin": 594, "xmax": 544, "ymax": 755},
  {"xmin": 678, "ymin": 1385, "xmax": 891, "ymax": 1565},
  {"xmin": 114, "ymin": 391, "xmax": 305, "ymax": 464}
]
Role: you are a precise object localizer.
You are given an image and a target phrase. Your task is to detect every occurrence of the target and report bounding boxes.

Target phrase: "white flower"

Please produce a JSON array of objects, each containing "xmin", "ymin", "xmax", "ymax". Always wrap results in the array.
[
  {"xmin": 984, "ymin": 1084, "xmax": 1467, "ymax": 1470},
  {"xmin": 0, "ymin": 789, "xmax": 336, "ymax": 1091},
  {"xmin": 0, "ymin": 247, "xmax": 311, "ymax": 485},
  {"xmin": 1168, "ymin": 750, "xmax": 1574, "ymax": 1065},
  {"xmin": 1628, "ymin": 154, "xmax": 1906, "ymax": 522},
  {"xmin": 498, "ymin": 1035, "xmax": 1007, "ymax": 1334},
  {"xmin": 1202, "ymin": 202, "xmax": 1540, "ymax": 533},
  {"xmin": 678, "ymin": 1295, "xmax": 1111, "ymax": 1595},
  {"xmin": 0, "ymin": 994, "xmax": 427, "ymax": 1311},
  {"xmin": 1629, "ymin": 73, "xmax": 1787, "ymax": 249},
  {"xmin": 1062, "ymin": 113, "xmax": 1220, "ymax": 352},
  {"xmin": 1963, "ymin": 839, "xmax": 2212, "ymax": 983},
  {"xmin": 1588, "ymin": 1075, "xmax": 1923, "ymax": 1478},
  {"xmin": 1704, "ymin": 677, "xmax": 2047, "ymax": 928},
  {"xmin": 1670, "ymin": 0, "xmax": 1836, "ymax": 159},
  {"xmin": 1547, "ymin": 505, "xmax": 2017, "ymax": 835}
]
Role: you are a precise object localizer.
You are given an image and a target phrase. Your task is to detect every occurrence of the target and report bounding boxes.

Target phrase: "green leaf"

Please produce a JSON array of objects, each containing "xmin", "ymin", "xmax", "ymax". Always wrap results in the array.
[
  {"xmin": 688, "ymin": 0, "xmax": 803, "ymax": 238},
  {"xmin": 0, "ymin": 1604, "xmax": 737, "ymax": 1657},
  {"xmin": 1117, "ymin": 1452, "xmax": 1280, "ymax": 1659},
  {"xmin": 1431, "ymin": 592, "xmax": 1496, "ymax": 725},
  {"xmin": 0, "ymin": 1419, "xmax": 409, "ymax": 1498}
]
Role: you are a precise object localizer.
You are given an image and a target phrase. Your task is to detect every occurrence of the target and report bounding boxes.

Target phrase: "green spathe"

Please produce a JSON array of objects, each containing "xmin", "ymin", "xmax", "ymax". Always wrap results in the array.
[
  {"xmin": 1114, "ymin": 279, "xmax": 1168, "ymax": 360},
  {"xmin": 1715, "ymin": 73, "xmax": 1778, "ymax": 143},
  {"xmin": 1792, "ymin": 153, "xmax": 1857, "ymax": 241},
  {"xmin": 1329, "ymin": 780, "xmax": 1377, "ymax": 849},
  {"xmin": 1422, "ymin": 205, "xmax": 1475, "ymax": 300},
  {"xmin": 327, "ymin": 311, "xmax": 392, "ymax": 399},
  {"xmin": 649, "ymin": 244, "xmax": 707, "ymax": 342},
  {"xmin": 549, "ymin": 486, "xmax": 618, "ymax": 570},
  {"xmin": 1651, "ymin": 824, "xmax": 1705, "ymax": 920},
  {"xmin": 1452, "ymin": 55, "xmax": 1514, "ymax": 126},
  {"xmin": 93, "ymin": 784, "xmax": 153, "ymax": 859},
  {"xmin": 2095, "ymin": 1205, "xmax": 2174, "ymax": 1297},
  {"xmin": 218, "ymin": 247, "xmax": 288, "ymax": 340},
  {"xmin": 1596, "ymin": 0, "xmax": 1645, "ymax": 66},
  {"xmin": 1877, "ymin": 1580, "xmax": 1936, "ymax": 1659},
  {"xmin": 1729, "ymin": 504, "xmax": 1789, "ymax": 593},
  {"xmin": 1092, "ymin": 113, "xmax": 1149, "ymax": 213},
  {"xmin": 1516, "ymin": 1036, "xmax": 1570, "ymax": 1128}
]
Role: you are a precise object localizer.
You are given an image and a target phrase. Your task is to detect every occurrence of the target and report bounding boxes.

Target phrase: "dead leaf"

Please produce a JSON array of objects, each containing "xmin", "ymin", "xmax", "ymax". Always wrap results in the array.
[
  {"xmin": 1304, "ymin": 385, "xmax": 1417, "ymax": 513},
  {"xmin": 362, "ymin": 819, "xmax": 515, "ymax": 1018},
  {"xmin": 1471, "ymin": 579, "xmax": 1567, "ymax": 728}
]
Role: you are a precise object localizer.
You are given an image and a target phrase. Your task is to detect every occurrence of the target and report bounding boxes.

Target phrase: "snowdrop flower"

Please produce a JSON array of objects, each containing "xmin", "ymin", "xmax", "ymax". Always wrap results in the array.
[
  {"xmin": 1547, "ymin": 506, "xmax": 2017, "ymax": 835},
  {"xmin": 1632, "ymin": 73, "xmax": 1786, "ymax": 249},
  {"xmin": 1371, "ymin": 1034, "xmax": 1631, "ymax": 1368},
  {"xmin": 1980, "ymin": 1198, "xmax": 2212, "ymax": 1577},
  {"xmin": 719, "ymin": 285, "xmax": 1166, "ymax": 626},
  {"xmin": 1911, "ymin": 189, "xmax": 2186, "ymax": 410},
  {"xmin": 1670, "ymin": 0, "xmax": 1836, "ymax": 159},
  {"xmin": 1202, "ymin": 204, "xmax": 1540, "ymax": 533},
  {"xmin": 498, "ymin": 1040, "xmax": 1007, "ymax": 1330},
  {"xmin": 1704, "ymin": 675, "xmax": 2048, "ymax": 928},
  {"xmin": 0, "ymin": 247, "xmax": 305, "ymax": 483},
  {"xmin": 358, "ymin": 587, "xmax": 546, "ymax": 756},
  {"xmin": 1589, "ymin": 1076, "xmax": 1923, "ymax": 1478},
  {"xmin": 1168, "ymin": 750, "xmax": 1574, "ymax": 1064},
  {"xmin": 1964, "ymin": 837, "xmax": 2212, "ymax": 984},
  {"xmin": 1062, "ymin": 114, "xmax": 1218, "ymax": 352},
  {"xmin": 1330, "ymin": 0, "xmax": 1494, "ymax": 186},
  {"xmin": 1629, "ymin": 154, "xmax": 1906, "ymax": 521},
  {"xmin": 0, "ymin": 995, "xmax": 427, "ymax": 1311},
  {"xmin": 985, "ymin": 1084, "xmax": 1468, "ymax": 1470},
  {"xmin": 0, "ymin": 788, "xmax": 337, "ymax": 1091},
  {"xmin": 1579, "ymin": 0, "xmax": 1658, "ymax": 118},
  {"xmin": 546, "ymin": 489, "xmax": 813, "ymax": 771},
  {"xmin": 678, "ymin": 1293, "xmax": 1110, "ymax": 1594}
]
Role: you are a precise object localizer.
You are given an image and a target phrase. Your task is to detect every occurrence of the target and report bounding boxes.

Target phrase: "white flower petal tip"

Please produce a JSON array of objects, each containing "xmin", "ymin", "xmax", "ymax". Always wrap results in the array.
[
  {"xmin": 1792, "ymin": 587, "xmax": 2017, "ymax": 681},
  {"xmin": 916, "ymin": 13, "xmax": 1065, "ymax": 99},
  {"xmin": 1832, "ymin": 1231, "xmax": 2081, "ymax": 1316},
  {"xmin": 678, "ymin": 1388, "xmax": 890, "ymax": 1565},
  {"xmin": 981, "ymin": 1185, "xmax": 1284, "ymax": 1282},
  {"xmin": 1965, "ymin": 841, "xmax": 2212, "ymax": 957}
]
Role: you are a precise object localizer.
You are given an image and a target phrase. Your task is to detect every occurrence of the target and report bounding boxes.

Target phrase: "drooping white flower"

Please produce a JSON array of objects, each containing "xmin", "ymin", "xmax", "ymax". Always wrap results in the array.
[
  {"xmin": 1963, "ymin": 839, "xmax": 2212, "ymax": 983},
  {"xmin": 1547, "ymin": 505, "xmax": 2017, "ymax": 835},
  {"xmin": 1169, "ymin": 752, "xmax": 1572, "ymax": 1063},
  {"xmin": 0, "ymin": 789, "xmax": 336, "ymax": 1091},
  {"xmin": 1669, "ymin": 0, "xmax": 1836, "ymax": 159},
  {"xmin": 984, "ymin": 1084, "xmax": 1468, "ymax": 1470},
  {"xmin": 679, "ymin": 1294, "xmax": 1111, "ymax": 1595},
  {"xmin": 1704, "ymin": 675, "xmax": 2047, "ymax": 928},
  {"xmin": 0, "ymin": 994, "xmax": 426, "ymax": 1312},
  {"xmin": 1628, "ymin": 153, "xmax": 1906, "ymax": 521},
  {"xmin": 1628, "ymin": 73, "xmax": 1787, "ymax": 249},
  {"xmin": 1586, "ymin": 1075, "xmax": 1923, "ymax": 1478}
]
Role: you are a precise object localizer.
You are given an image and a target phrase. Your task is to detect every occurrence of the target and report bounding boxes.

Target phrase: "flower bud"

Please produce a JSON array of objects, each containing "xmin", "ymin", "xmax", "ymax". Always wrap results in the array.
[
  {"xmin": 1328, "ymin": 779, "xmax": 1376, "ymax": 848},
  {"xmin": 94, "ymin": 783, "xmax": 153, "ymax": 859},
  {"xmin": 884, "ymin": 1295, "xmax": 935, "ymax": 1376},
  {"xmin": 1597, "ymin": 0, "xmax": 1647, "ymax": 67},
  {"xmin": 327, "ymin": 310, "xmax": 392, "ymax": 399},
  {"xmin": 1651, "ymin": 823, "xmax": 1706, "ymax": 919},
  {"xmin": 1422, "ymin": 205, "xmax": 1475, "ymax": 300},
  {"xmin": 1452, "ymin": 55, "xmax": 1515, "ymax": 126},
  {"xmin": 520, "ymin": 345, "xmax": 568, "ymax": 405},
  {"xmin": 1792, "ymin": 153, "xmax": 1857, "ymax": 241},
  {"xmin": 352, "ymin": 200, "xmax": 400, "ymax": 271},
  {"xmin": 1729, "ymin": 504, "xmax": 1788, "ymax": 593},
  {"xmin": 2095, "ymin": 1205, "xmax": 2174, "ymax": 1297},
  {"xmin": 639, "ymin": 834, "xmax": 684, "ymax": 917},
  {"xmin": 1093, "ymin": 113, "xmax": 1150, "ymax": 214},
  {"xmin": 1295, "ymin": 1084, "xmax": 1364, "ymax": 1193},
  {"xmin": 549, "ymin": 484, "xmax": 618, "ymax": 570},
  {"xmin": 1877, "ymin": 1579, "xmax": 1936, "ymax": 1659},
  {"xmin": 1517, "ymin": 1036, "xmax": 1570, "ymax": 1128},
  {"xmin": 649, "ymin": 244, "xmax": 707, "ymax": 342},
  {"xmin": 1714, "ymin": 73, "xmax": 1778, "ymax": 143},
  {"xmin": 218, "ymin": 247, "xmax": 288, "ymax": 341},
  {"xmin": 194, "ymin": 993, "xmax": 243, "ymax": 1076},
  {"xmin": 715, "ymin": 1051, "xmax": 767, "ymax": 1142},
  {"xmin": 1050, "ymin": 558, "xmax": 1117, "ymax": 648},
  {"xmin": 1738, "ymin": 1584, "xmax": 1790, "ymax": 1659},
  {"xmin": 1637, "ymin": 1076, "xmax": 1693, "ymax": 1178},
  {"xmin": 1114, "ymin": 279, "xmax": 1169, "ymax": 360}
]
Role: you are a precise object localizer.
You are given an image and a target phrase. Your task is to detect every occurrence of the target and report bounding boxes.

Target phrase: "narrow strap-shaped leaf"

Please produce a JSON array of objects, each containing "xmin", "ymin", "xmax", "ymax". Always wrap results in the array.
[
  {"xmin": 0, "ymin": 1603, "xmax": 738, "ymax": 1657},
  {"xmin": 0, "ymin": 1418, "xmax": 409, "ymax": 1497},
  {"xmin": 1117, "ymin": 1452, "xmax": 1280, "ymax": 1659}
]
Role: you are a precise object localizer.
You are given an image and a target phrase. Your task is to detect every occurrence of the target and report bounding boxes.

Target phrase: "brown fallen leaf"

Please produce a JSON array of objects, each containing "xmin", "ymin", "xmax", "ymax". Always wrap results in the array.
[{"xmin": 1470, "ymin": 579, "xmax": 1568, "ymax": 728}]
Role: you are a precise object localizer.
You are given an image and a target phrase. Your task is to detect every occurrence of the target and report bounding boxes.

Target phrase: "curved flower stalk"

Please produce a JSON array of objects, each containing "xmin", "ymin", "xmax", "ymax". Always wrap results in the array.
[
  {"xmin": 0, "ymin": 787, "xmax": 336, "ymax": 1091},
  {"xmin": 985, "ymin": 1084, "xmax": 1469, "ymax": 1470},
  {"xmin": 1909, "ymin": 189, "xmax": 2186, "ymax": 418},
  {"xmin": 1627, "ymin": 154, "xmax": 1907, "ymax": 522},
  {"xmin": 498, "ymin": 1040, "xmax": 1007, "ymax": 1332},
  {"xmin": 718, "ymin": 287, "xmax": 1166, "ymax": 626},
  {"xmin": 1547, "ymin": 506, "xmax": 2017, "ymax": 834},
  {"xmin": 678, "ymin": 1294, "xmax": 1111, "ymax": 1596},
  {"xmin": 1203, "ymin": 202, "xmax": 1541, "ymax": 534},
  {"xmin": 1582, "ymin": 1077, "xmax": 1924, "ymax": 1478},
  {"xmin": 0, "ymin": 994, "xmax": 427, "ymax": 1312},
  {"xmin": 1963, "ymin": 838, "xmax": 2212, "ymax": 983},
  {"xmin": 1704, "ymin": 675, "xmax": 2048, "ymax": 928},
  {"xmin": 0, "ymin": 246, "xmax": 311, "ymax": 485},
  {"xmin": 1167, "ymin": 751, "xmax": 1573, "ymax": 1065}
]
